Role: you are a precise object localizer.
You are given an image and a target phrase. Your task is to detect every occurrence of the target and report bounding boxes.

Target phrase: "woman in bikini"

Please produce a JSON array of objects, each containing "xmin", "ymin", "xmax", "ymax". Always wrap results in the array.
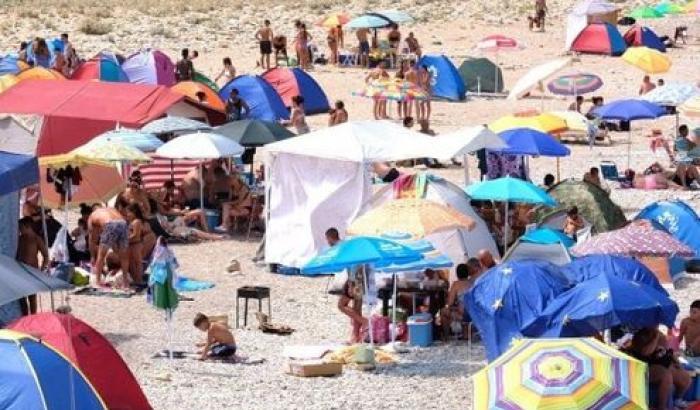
[
  {"xmin": 215, "ymin": 57, "xmax": 236, "ymax": 86},
  {"xmin": 295, "ymin": 23, "xmax": 313, "ymax": 70},
  {"xmin": 282, "ymin": 95, "xmax": 310, "ymax": 134},
  {"xmin": 327, "ymin": 26, "xmax": 340, "ymax": 65},
  {"xmin": 125, "ymin": 203, "xmax": 146, "ymax": 287}
]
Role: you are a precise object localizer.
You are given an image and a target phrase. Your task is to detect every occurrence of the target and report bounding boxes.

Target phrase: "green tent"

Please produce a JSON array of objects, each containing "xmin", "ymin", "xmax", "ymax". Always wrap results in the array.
[
  {"xmin": 458, "ymin": 58, "xmax": 504, "ymax": 94},
  {"xmin": 194, "ymin": 71, "xmax": 219, "ymax": 92},
  {"xmin": 536, "ymin": 179, "xmax": 627, "ymax": 233}
]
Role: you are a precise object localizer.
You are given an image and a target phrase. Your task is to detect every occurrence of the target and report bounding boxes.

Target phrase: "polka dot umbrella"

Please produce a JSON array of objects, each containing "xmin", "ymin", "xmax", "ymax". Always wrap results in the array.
[{"xmin": 472, "ymin": 338, "xmax": 648, "ymax": 410}]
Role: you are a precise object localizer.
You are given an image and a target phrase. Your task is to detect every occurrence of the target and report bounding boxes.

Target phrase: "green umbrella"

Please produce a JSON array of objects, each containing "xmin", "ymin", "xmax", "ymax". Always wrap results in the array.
[
  {"xmin": 194, "ymin": 71, "xmax": 219, "ymax": 92},
  {"xmin": 214, "ymin": 119, "xmax": 295, "ymax": 147},
  {"xmin": 630, "ymin": 5, "xmax": 664, "ymax": 18},
  {"xmin": 148, "ymin": 240, "xmax": 179, "ymax": 359},
  {"xmin": 654, "ymin": 2, "xmax": 685, "ymax": 14}
]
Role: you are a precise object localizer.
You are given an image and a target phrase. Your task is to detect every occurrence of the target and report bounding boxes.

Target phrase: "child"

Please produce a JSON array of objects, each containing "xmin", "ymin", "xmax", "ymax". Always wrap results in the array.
[
  {"xmin": 193, "ymin": 313, "xmax": 237, "ymax": 360},
  {"xmin": 17, "ymin": 217, "xmax": 48, "ymax": 315},
  {"xmin": 563, "ymin": 206, "xmax": 584, "ymax": 240},
  {"xmin": 679, "ymin": 300, "xmax": 700, "ymax": 357}
]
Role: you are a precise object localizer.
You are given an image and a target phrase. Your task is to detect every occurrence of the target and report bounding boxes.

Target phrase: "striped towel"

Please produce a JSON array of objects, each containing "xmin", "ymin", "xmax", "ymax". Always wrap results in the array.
[{"xmin": 136, "ymin": 155, "xmax": 200, "ymax": 190}]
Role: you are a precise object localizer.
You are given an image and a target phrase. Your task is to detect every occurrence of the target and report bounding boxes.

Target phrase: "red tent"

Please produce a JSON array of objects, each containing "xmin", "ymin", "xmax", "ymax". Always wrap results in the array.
[
  {"xmin": 0, "ymin": 80, "xmax": 225, "ymax": 155},
  {"xmin": 10, "ymin": 312, "xmax": 152, "ymax": 410}
]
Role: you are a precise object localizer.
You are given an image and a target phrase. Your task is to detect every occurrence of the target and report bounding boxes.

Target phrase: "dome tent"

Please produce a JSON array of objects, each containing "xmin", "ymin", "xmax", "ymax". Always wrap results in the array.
[
  {"xmin": 417, "ymin": 55, "xmax": 466, "ymax": 101},
  {"xmin": 623, "ymin": 26, "xmax": 666, "ymax": 52},
  {"xmin": 122, "ymin": 49, "xmax": 176, "ymax": 86},
  {"xmin": 636, "ymin": 200, "xmax": 700, "ymax": 257},
  {"xmin": 261, "ymin": 67, "xmax": 330, "ymax": 115},
  {"xmin": 219, "ymin": 75, "xmax": 289, "ymax": 121},
  {"xmin": 570, "ymin": 22, "xmax": 627, "ymax": 56},
  {"xmin": 72, "ymin": 52, "xmax": 129, "ymax": 82},
  {"xmin": 458, "ymin": 57, "xmax": 504, "ymax": 94}
]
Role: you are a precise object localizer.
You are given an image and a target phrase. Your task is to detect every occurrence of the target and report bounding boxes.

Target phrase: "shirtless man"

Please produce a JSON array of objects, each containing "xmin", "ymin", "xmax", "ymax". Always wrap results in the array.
[
  {"xmin": 477, "ymin": 249, "xmax": 497, "ymax": 271},
  {"xmin": 117, "ymin": 174, "xmax": 151, "ymax": 216},
  {"xmin": 639, "ymin": 75, "xmax": 656, "ymax": 95},
  {"xmin": 181, "ymin": 167, "xmax": 209, "ymax": 209},
  {"xmin": 256, "ymin": 20, "xmax": 274, "ymax": 70},
  {"xmin": 356, "ymin": 27, "xmax": 370, "ymax": 67},
  {"xmin": 88, "ymin": 206, "xmax": 130, "ymax": 287},
  {"xmin": 17, "ymin": 217, "xmax": 48, "ymax": 315}
]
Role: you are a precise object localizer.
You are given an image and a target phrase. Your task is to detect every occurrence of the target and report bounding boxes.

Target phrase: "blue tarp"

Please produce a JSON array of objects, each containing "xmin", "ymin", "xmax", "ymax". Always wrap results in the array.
[
  {"xmin": 466, "ymin": 260, "xmax": 571, "ymax": 360},
  {"xmin": 0, "ymin": 151, "xmax": 38, "ymax": 197},
  {"xmin": 417, "ymin": 55, "xmax": 466, "ymax": 101},
  {"xmin": 636, "ymin": 200, "xmax": 700, "ymax": 257},
  {"xmin": 219, "ymin": 75, "xmax": 289, "ymax": 122}
]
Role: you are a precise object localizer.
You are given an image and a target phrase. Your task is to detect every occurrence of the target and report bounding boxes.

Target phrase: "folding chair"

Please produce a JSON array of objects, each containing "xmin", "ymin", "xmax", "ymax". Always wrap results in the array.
[{"xmin": 600, "ymin": 161, "xmax": 625, "ymax": 182}]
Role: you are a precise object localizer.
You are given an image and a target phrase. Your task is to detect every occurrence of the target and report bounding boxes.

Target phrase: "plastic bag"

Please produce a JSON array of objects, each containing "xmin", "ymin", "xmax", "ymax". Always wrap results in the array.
[{"xmin": 49, "ymin": 226, "xmax": 70, "ymax": 264}]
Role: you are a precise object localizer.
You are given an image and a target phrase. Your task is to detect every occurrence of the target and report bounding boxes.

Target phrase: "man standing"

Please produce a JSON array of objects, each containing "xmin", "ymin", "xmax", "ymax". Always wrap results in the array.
[
  {"xmin": 175, "ymin": 48, "xmax": 194, "ymax": 82},
  {"xmin": 88, "ymin": 206, "xmax": 130, "ymax": 287},
  {"xmin": 256, "ymin": 20, "xmax": 274, "ymax": 70},
  {"xmin": 356, "ymin": 27, "xmax": 370, "ymax": 67}
]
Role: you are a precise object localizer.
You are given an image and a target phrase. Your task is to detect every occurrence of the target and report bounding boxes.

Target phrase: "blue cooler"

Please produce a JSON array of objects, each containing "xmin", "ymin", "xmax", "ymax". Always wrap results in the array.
[
  {"xmin": 407, "ymin": 314, "xmax": 433, "ymax": 347},
  {"xmin": 204, "ymin": 209, "xmax": 220, "ymax": 229}
]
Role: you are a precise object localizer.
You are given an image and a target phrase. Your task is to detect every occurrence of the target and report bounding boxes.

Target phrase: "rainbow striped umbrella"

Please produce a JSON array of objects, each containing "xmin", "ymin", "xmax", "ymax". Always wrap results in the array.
[
  {"xmin": 472, "ymin": 338, "xmax": 647, "ymax": 410},
  {"xmin": 630, "ymin": 5, "xmax": 664, "ymax": 18},
  {"xmin": 547, "ymin": 73, "xmax": 603, "ymax": 96},
  {"xmin": 686, "ymin": 0, "xmax": 699, "ymax": 14},
  {"xmin": 354, "ymin": 79, "xmax": 427, "ymax": 101},
  {"xmin": 655, "ymin": 2, "xmax": 686, "ymax": 15}
]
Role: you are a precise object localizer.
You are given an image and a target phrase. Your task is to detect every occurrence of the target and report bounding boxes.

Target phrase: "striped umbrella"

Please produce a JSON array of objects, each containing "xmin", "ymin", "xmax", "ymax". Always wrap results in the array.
[
  {"xmin": 354, "ymin": 79, "xmax": 427, "ymax": 101},
  {"xmin": 472, "ymin": 338, "xmax": 648, "ymax": 410},
  {"xmin": 547, "ymin": 73, "xmax": 603, "ymax": 96}
]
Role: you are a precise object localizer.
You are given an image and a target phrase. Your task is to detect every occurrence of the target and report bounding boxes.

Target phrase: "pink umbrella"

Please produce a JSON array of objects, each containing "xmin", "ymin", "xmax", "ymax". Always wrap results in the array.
[
  {"xmin": 571, "ymin": 221, "xmax": 694, "ymax": 258},
  {"xmin": 475, "ymin": 35, "xmax": 522, "ymax": 93}
]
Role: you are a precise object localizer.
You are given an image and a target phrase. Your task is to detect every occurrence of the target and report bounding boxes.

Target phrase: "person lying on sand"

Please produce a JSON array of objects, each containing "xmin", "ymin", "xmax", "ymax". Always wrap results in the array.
[{"xmin": 194, "ymin": 313, "xmax": 238, "ymax": 361}]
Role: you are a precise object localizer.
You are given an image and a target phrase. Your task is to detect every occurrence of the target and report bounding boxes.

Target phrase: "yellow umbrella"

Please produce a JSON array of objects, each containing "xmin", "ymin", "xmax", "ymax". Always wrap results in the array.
[
  {"xmin": 678, "ymin": 96, "xmax": 700, "ymax": 119},
  {"xmin": 39, "ymin": 153, "xmax": 112, "ymax": 168},
  {"xmin": 316, "ymin": 12, "xmax": 351, "ymax": 27},
  {"xmin": 622, "ymin": 47, "xmax": 671, "ymax": 74},
  {"xmin": 0, "ymin": 74, "xmax": 18, "ymax": 93},
  {"xmin": 347, "ymin": 198, "xmax": 476, "ymax": 239},
  {"xmin": 549, "ymin": 111, "xmax": 591, "ymax": 135},
  {"xmin": 472, "ymin": 338, "xmax": 647, "ymax": 410},
  {"xmin": 71, "ymin": 139, "xmax": 151, "ymax": 164},
  {"xmin": 489, "ymin": 113, "xmax": 568, "ymax": 134}
]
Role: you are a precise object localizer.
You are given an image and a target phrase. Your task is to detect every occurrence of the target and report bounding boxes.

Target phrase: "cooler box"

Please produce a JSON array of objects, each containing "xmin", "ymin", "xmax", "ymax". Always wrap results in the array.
[
  {"xmin": 204, "ymin": 209, "xmax": 220, "ymax": 229},
  {"xmin": 407, "ymin": 314, "xmax": 433, "ymax": 347}
]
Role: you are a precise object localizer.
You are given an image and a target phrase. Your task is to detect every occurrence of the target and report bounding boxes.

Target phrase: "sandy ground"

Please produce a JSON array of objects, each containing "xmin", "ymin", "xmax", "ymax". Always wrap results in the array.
[{"xmin": 7, "ymin": 4, "xmax": 700, "ymax": 410}]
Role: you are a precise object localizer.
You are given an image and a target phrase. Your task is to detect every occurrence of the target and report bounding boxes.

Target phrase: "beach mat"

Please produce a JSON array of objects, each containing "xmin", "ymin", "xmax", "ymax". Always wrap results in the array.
[
  {"xmin": 73, "ymin": 287, "xmax": 134, "ymax": 298},
  {"xmin": 175, "ymin": 276, "xmax": 215, "ymax": 292},
  {"xmin": 152, "ymin": 350, "xmax": 264, "ymax": 364}
]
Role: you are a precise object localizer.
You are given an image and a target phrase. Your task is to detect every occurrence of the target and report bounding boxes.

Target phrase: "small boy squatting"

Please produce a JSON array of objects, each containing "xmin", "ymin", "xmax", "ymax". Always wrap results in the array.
[{"xmin": 194, "ymin": 313, "xmax": 237, "ymax": 361}]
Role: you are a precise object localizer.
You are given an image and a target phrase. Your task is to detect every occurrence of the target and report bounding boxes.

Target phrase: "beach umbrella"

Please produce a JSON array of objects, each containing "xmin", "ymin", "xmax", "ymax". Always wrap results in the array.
[
  {"xmin": 593, "ymin": 99, "xmax": 666, "ymax": 168},
  {"xmin": 522, "ymin": 272, "xmax": 679, "ymax": 337},
  {"xmin": 0, "ymin": 74, "xmax": 18, "ymax": 93},
  {"xmin": 0, "ymin": 253, "xmax": 72, "ymax": 307},
  {"xmin": 16, "ymin": 67, "xmax": 65, "ymax": 82},
  {"xmin": 622, "ymin": 46, "xmax": 671, "ymax": 73},
  {"xmin": 471, "ymin": 337, "xmax": 648, "ymax": 409},
  {"xmin": 521, "ymin": 227, "xmax": 576, "ymax": 247},
  {"xmin": 214, "ymin": 119, "xmax": 294, "ymax": 147},
  {"xmin": 489, "ymin": 112, "xmax": 568, "ymax": 134},
  {"xmin": 678, "ymin": 96, "xmax": 700, "ymax": 119},
  {"xmin": 547, "ymin": 73, "xmax": 603, "ymax": 96},
  {"xmin": 466, "ymin": 260, "xmax": 571, "ymax": 360},
  {"xmin": 549, "ymin": 110, "xmax": 591, "ymax": 135},
  {"xmin": 92, "ymin": 129, "xmax": 163, "ymax": 152},
  {"xmin": 630, "ymin": 5, "xmax": 664, "ymax": 18},
  {"xmin": 0, "ymin": 330, "xmax": 107, "ymax": 409},
  {"xmin": 354, "ymin": 78, "xmax": 428, "ymax": 101},
  {"xmin": 563, "ymin": 254, "xmax": 667, "ymax": 294},
  {"xmin": 641, "ymin": 82, "xmax": 700, "ymax": 106},
  {"xmin": 373, "ymin": 10, "xmax": 414, "ymax": 23},
  {"xmin": 317, "ymin": 12, "xmax": 351, "ymax": 27},
  {"xmin": 655, "ymin": 2, "xmax": 686, "ymax": 15},
  {"xmin": 507, "ymin": 57, "xmax": 572, "ymax": 101},
  {"xmin": 39, "ymin": 164, "xmax": 125, "ymax": 209},
  {"xmin": 476, "ymin": 35, "xmax": 521, "ymax": 94},
  {"xmin": 686, "ymin": 0, "xmax": 700, "ymax": 14},
  {"xmin": 71, "ymin": 138, "xmax": 151, "ymax": 164},
  {"xmin": 147, "ymin": 239, "xmax": 180, "ymax": 360},
  {"xmin": 571, "ymin": 220, "xmax": 695, "ymax": 258},
  {"xmin": 347, "ymin": 198, "xmax": 476, "ymax": 239},
  {"xmin": 346, "ymin": 13, "xmax": 394, "ymax": 29},
  {"xmin": 494, "ymin": 128, "xmax": 571, "ymax": 157},
  {"xmin": 141, "ymin": 116, "xmax": 211, "ymax": 135},
  {"xmin": 466, "ymin": 176, "xmax": 556, "ymax": 250},
  {"xmin": 156, "ymin": 132, "xmax": 244, "ymax": 208},
  {"xmin": 39, "ymin": 153, "xmax": 112, "ymax": 168}
]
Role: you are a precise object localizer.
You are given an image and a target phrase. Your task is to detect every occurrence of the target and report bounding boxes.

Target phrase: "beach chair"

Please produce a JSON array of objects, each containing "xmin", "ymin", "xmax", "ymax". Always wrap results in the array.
[{"xmin": 600, "ymin": 161, "xmax": 624, "ymax": 182}]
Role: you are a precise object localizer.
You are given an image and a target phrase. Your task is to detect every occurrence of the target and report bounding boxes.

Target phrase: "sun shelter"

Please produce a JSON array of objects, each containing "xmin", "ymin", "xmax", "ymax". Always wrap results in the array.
[
  {"xmin": 172, "ymin": 81, "xmax": 226, "ymax": 111},
  {"xmin": 570, "ymin": 22, "xmax": 627, "ymax": 56},
  {"xmin": 417, "ymin": 55, "xmax": 466, "ymax": 101},
  {"xmin": 10, "ymin": 313, "xmax": 151, "ymax": 410},
  {"xmin": 71, "ymin": 54, "xmax": 130, "ymax": 82},
  {"xmin": 0, "ymin": 151, "xmax": 39, "ymax": 259},
  {"xmin": 503, "ymin": 240, "xmax": 572, "ymax": 266},
  {"xmin": 458, "ymin": 58, "xmax": 503, "ymax": 94},
  {"xmin": 507, "ymin": 58, "xmax": 572, "ymax": 101},
  {"xmin": 0, "ymin": 80, "xmax": 224, "ymax": 156},
  {"xmin": 261, "ymin": 67, "xmax": 330, "ymax": 115},
  {"xmin": 219, "ymin": 75, "xmax": 290, "ymax": 121},
  {"xmin": 565, "ymin": 0, "xmax": 621, "ymax": 50},
  {"xmin": 121, "ymin": 49, "xmax": 175, "ymax": 86},
  {"xmin": 636, "ymin": 200, "xmax": 700, "ymax": 257},
  {"xmin": 623, "ymin": 26, "xmax": 666, "ymax": 52},
  {"xmin": 0, "ymin": 55, "xmax": 29, "ymax": 76}
]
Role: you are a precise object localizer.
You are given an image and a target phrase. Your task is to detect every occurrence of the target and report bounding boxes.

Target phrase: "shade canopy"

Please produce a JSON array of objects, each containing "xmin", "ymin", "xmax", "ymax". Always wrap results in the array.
[
  {"xmin": 155, "ymin": 132, "xmax": 244, "ymax": 159},
  {"xmin": 71, "ymin": 138, "xmax": 150, "ymax": 164},
  {"xmin": 372, "ymin": 9, "xmax": 414, "ymax": 23},
  {"xmin": 171, "ymin": 81, "xmax": 225, "ymax": 111},
  {"xmin": 91, "ymin": 129, "xmax": 163, "ymax": 152},
  {"xmin": 39, "ymin": 164, "xmax": 125, "ymax": 209},
  {"xmin": 141, "ymin": 116, "xmax": 211, "ymax": 135},
  {"xmin": 476, "ymin": 35, "xmax": 520, "ymax": 52},
  {"xmin": 507, "ymin": 58, "xmax": 572, "ymax": 100},
  {"xmin": 316, "ymin": 12, "xmax": 351, "ymax": 27},
  {"xmin": 622, "ymin": 46, "xmax": 671, "ymax": 73},
  {"xmin": 0, "ymin": 151, "xmax": 38, "ymax": 196},
  {"xmin": 435, "ymin": 125, "xmax": 506, "ymax": 156},
  {"xmin": 472, "ymin": 338, "xmax": 647, "ymax": 409},
  {"xmin": 549, "ymin": 111, "xmax": 591, "ymax": 134},
  {"xmin": 0, "ymin": 253, "xmax": 72, "ymax": 306},
  {"xmin": 494, "ymin": 128, "xmax": 571, "ymax": 157},
  {"xmin": 592, "ymin": 99, "xmax": 665, "ymax": 121},
  {"xmin": 346, "ymin": 13, "xmax": 394, "ymax": 28},
  {"xmin": 466, "ymin": 176, "xmax": 557, "ymax": 206},
  {"xmin": 630, "ymin": 5, "xmax": 664, "ymax": 18},
  {"xmin": 214, "ymin": 119, "xmax": 295, "ymax": 147},
  {"xmin": 641, "ymin": 82, "xmax": 700, "ymax": 106},
  {"xmin": 521, "ymin": 228, "xmax": 575, "ymax": 247}
]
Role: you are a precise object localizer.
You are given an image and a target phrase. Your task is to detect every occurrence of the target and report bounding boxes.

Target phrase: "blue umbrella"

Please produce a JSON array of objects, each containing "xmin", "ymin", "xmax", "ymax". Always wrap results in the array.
[
  {"xmin": 93, "ymin": 129, "xmax": 163, "ymax": 152},
  {"xmin": 466, "ymin": 260, "xmax": 571, "ymax": 360},
  {"xmin": 562, "ymin": 254, "xmax": 667, "ymax": 294},
  {"xmin": 593, "ymin": 99, "xmax": 665, "ymax": 168},
  {"xmin": 521, "ymin": 272, "xmax": 679, "ymax": 338},
  {"xmin": 301, "ymin": 236, "xmax": 422, "ymax": 275},
  {"xmin": 0, "ymin": 151, "xmax": 38, "ymax": 197},
  {"xmin": 521, "ymin": 228, "xmax": 575, "ymax": 247},
  {"xmin": 372, "ymin": 10, "xmax": 414, "ymax": 23},
  {"xmin": 494, "ymin": 128, "xmax": 571, "ymax": 157},
  {"xmin": 346, "ymin": 13, "xmax": 394, "ymax": 29}
]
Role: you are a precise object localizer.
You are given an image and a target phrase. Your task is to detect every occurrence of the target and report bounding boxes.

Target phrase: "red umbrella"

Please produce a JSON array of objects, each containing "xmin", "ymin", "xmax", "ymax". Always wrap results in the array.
[
  {"xmin": 476, "ymin": 35, "xmax": 520, "ymax": 52},
  {"xmin": 571, "ymin": 221, "xmax": 694, "ymax": 258}
]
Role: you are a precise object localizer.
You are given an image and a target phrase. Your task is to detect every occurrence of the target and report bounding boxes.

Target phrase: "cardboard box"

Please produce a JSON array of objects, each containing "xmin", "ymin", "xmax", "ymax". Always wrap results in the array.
[{"xmin": 287, "ymin": 360, "xmax": 342, "ymax": 377}]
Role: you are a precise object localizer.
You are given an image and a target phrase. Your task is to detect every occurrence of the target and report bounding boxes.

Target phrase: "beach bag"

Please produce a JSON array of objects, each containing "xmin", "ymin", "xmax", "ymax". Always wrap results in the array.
[{"xmin": 49, "ymin": 226, "xmax": 70, "ymax": 263}]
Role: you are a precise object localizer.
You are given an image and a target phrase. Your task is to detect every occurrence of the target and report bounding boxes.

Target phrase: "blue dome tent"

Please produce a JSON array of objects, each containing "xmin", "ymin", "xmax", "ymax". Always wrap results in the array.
[
  {"xmin": 219, "ymin": 75, "xmax": 289, "ymax": 122},
  {"xmin": 636, "ymin": 200, "xmax": 700, "ymax": 257},
  {"xmin": 261, "ymin": 67, "xmax": 330, "ymax": 115},
  {"xmin": 417, "ymin": 55, "xmax": 466, "ymax": 101},
  {"xmin": 624, "ymin": 26, "xmax": 666, "ymax": 52}
]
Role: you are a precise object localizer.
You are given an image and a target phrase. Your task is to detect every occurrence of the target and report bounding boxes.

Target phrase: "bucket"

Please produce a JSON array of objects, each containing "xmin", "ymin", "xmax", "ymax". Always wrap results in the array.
[
  {"xmin": 407, "ymin": 314, "xmax": 433, "ymax": 347},
  {"xmin": 204, "ymin": 209, "xmax": 220, "ymax": 230}
]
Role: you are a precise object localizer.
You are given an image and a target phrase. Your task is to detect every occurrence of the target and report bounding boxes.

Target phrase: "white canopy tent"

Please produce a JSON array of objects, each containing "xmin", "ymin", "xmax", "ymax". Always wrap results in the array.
[{"xmin": 565, "ymin": 0, "xmax": 621, "ymax": 50}]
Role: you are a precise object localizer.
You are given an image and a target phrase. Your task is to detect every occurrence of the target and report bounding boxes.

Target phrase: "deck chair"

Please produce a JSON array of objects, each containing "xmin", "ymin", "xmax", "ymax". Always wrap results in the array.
[{"xmin": 600, "ymin": 161, "xmax": 625, "ymax": 182}]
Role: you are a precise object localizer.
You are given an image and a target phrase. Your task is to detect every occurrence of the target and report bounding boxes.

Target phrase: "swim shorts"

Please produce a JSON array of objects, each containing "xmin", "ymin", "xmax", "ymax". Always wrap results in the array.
[
  {"xmin": 210, "ymin": 343, "xmax": 237, "ymax": 358},
  {"xmin": 260, "ymin": 40, "xmax": 272, "ymax": 55},
  {"xmin": 359, "ymin": 41, "xmax": 370, "ymax": 54},
  {"xmin": 99, "ymin": 220, "xmax": 128, "ymax": 249}
]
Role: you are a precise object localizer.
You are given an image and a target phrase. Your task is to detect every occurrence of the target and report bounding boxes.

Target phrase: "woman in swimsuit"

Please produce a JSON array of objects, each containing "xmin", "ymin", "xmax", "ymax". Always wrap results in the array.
[
  {"xmin": 283, "ymin": 95, "xmax": 310, "ymax": 134},
  {"xmin": 295, "ymin": 23, "xmax": 313, "ymax": 70},
  {"xmin": 215, "ymin": 57, "xmax": 236, "ymax": 86},
  {"xmin": 387, "ymin": 24, "xmax": 401, "ymax": 66},
  {"xmin": 217, "ymin": 170, "xmax": 254, "ymax": 232},
  {"xmin": 125, "ymin": 203, "xmax": 146, "ymax": 287},
  {"xmin": 327, "ymin": 26, "xmax": 340, "ymax": 65},
  {"xmin": 338, "ymin": 277, "xmax": 367, "ymax": 343}
]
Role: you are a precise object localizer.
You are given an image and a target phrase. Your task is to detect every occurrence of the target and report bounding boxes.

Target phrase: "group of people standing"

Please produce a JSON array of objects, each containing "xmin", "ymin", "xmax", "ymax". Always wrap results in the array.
[
  {"xmin": 17, "ymin": 33, "xmax": 78, "ymax": 77},
  {"xmin": 365, "ymin": 60, "xmax": 433, "ymax": 124}
]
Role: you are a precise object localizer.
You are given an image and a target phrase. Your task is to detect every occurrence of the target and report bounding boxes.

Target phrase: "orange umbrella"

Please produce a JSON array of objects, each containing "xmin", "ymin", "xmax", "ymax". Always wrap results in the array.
[
  {"xmin": 171, "ymin": 81, "xmax": 225, "ymax": 112},
  {"xmin": 316, "ymin": 12, "xmax": 351, "ymax": 27},
  {"xmin": 39, "ymin": 164, "xmax": 125, "ymax": 209},
  {"xmin": 16, "ymin": 67, "xmax": 65, "ymax": 82}
]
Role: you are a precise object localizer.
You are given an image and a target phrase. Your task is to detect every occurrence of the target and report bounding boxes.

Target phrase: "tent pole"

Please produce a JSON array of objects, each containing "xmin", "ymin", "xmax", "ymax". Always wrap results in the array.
[{"xmin": 391, "ymin": 272, "xmax": 397, "ymax": 344}]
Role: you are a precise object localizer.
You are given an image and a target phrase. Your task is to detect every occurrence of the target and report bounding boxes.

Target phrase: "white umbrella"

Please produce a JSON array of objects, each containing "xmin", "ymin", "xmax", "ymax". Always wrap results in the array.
[
  {"xmin": 435, "ymin": 126, "xmax": 507, "ymax": 184},
  {"xmin": 507, "ymin": 58, "xmax": 573, "ymax": 102},
  {"xmin": 156, "ymin": 132, "xmax": 245, "ymax": 208}
]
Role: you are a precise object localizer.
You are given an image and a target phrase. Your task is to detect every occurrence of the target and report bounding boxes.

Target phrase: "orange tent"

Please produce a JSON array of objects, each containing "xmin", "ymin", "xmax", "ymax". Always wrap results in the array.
[
  {"xmin": 17, "ymin": 67, "xmax": 65, "ymax": 82},
  {"xmin": 171, "ymin": 81, "xmax": 225, "ymax": 111}
]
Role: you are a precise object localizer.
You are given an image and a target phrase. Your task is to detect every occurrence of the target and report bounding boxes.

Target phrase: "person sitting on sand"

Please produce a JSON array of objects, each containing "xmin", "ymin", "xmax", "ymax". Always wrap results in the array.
[
  {"xmin": 563, "ymin": 206, "xmax": 584, "ymax": 239},
  {"xmin": 194, "ymin": 313, "xmax": 238, "ymax": 361},
  {"xmin": 679, "ymin": 300, "xmax": 700, "ymax": 358},
  {"xmin": 329, "ymin": 100, "xmax": 348, "ymax": 126},
  {"xmin": 639, "ymin": 75, "xmax": 656, "ymax": 95},
  {"xmin": 88, "ymin": 206, "xmax": 130, "ymax": 288},
  {"xmin": 583, "ymin": 167, "xmax": 609, "ymax": 194},
  {"xmin": 626, "ymin": 167, "xmax": 686, "ymax": 191}
]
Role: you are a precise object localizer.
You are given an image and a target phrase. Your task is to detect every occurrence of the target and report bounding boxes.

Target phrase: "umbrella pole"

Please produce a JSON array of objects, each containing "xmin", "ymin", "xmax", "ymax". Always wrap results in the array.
[
  {"xmin": 463, "ymin": 154, "xmax": 470, "ymax": 186},
  {"xmin": 556, "ymin": 157, "xmax": 561, "ymax": 182},
  {"xmin": 391, "ymin": 272, "xmax": 397, "ymax": 344},
  {"xmin": 627, "ymin": 129, "xmax": 632, "ymax": 170},
  {"xmin": 362, "ymin": 265, "xmax": 374, "ymax": 347},
  {"xmin": 504, "ymin": 201, "xmax": 510, "ymax": 254}
]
